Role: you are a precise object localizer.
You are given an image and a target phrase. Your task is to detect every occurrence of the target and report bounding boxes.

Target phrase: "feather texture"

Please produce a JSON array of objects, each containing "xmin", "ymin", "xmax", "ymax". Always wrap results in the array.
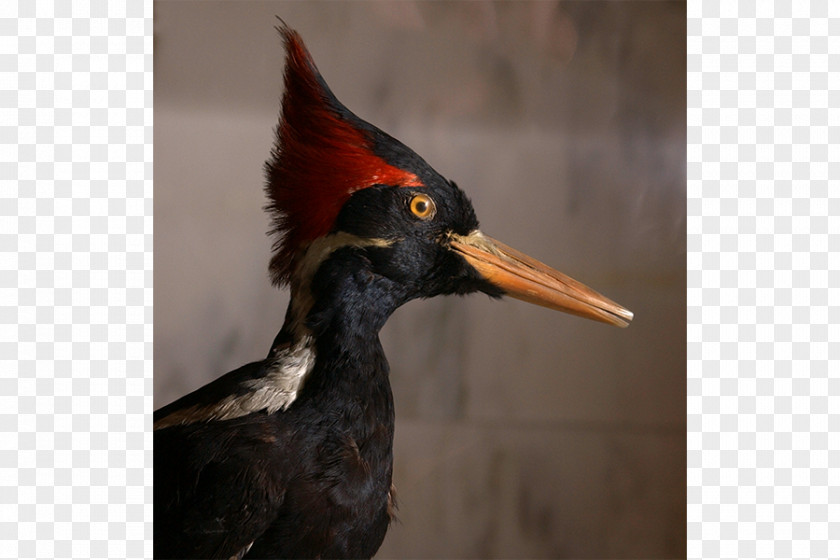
[{"xmin": 265, "ymin": 24, "xmax": 424, "ymax": 285}]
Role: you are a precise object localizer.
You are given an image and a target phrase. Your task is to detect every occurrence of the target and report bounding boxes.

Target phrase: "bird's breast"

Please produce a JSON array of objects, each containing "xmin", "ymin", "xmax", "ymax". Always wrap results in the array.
[{"xmin": 247, "ymin": 412, "xmax": 395, "ymax": 558}]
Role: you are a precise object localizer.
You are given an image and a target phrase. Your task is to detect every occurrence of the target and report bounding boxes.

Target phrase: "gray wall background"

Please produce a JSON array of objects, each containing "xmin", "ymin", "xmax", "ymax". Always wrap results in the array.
[{"xmin": 154, "ymin": 1, "xmax": 686, "ymax": 558}]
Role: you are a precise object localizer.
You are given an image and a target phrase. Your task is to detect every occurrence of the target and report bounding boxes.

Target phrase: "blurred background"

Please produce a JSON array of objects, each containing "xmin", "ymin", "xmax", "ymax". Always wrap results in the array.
[{"xmin": 154, "ymin": 1, "xmax": 686, "ymax": 558}]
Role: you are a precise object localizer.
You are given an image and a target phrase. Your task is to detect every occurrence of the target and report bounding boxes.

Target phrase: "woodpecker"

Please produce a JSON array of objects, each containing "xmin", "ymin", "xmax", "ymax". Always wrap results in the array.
[{"xmin": 154, "ymin": 24, "xmax": 632, "ymax": 560}]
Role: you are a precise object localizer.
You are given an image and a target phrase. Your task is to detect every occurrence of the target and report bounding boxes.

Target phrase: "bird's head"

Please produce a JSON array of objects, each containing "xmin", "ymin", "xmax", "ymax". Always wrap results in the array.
[{"xmin": 265, "ymin": 25, "xmax": 632, "ymax": 329}]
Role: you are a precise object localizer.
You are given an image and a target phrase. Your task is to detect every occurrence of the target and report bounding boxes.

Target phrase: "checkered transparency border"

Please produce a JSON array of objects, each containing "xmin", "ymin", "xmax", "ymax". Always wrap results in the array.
[
  {"xmin": 1, "ymin": 1, "xmax": 152, "ymax": 558},
  {"xmin": 688, "ymin": 1, "xmax": 839, "ymax": 560},
  {"xmin": 2, "ymin": 0, "xmax": 838, "ymax": 558}
]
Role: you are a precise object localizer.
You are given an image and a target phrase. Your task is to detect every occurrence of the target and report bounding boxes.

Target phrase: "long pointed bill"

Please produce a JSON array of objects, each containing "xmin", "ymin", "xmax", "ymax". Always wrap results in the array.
[{"xmin": 449, "ymin": 231, "xmax": 633, "ymax": 328}]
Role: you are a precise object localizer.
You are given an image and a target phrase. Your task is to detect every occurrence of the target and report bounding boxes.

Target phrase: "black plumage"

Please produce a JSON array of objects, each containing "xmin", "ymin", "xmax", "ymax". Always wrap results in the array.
[
  {"xmin": 154, "ymin": 24, "xmax": 631, "ymax": 560},
  {"xmin": 154, "ymin": 188, "xmax": 494, "ymax": 558}
]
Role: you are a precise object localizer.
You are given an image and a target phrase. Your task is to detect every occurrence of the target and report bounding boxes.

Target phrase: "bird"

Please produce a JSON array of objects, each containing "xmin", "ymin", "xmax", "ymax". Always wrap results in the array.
[{"xmin": 153, "ymin": 23, "xmax": 633, "ymax": 560}]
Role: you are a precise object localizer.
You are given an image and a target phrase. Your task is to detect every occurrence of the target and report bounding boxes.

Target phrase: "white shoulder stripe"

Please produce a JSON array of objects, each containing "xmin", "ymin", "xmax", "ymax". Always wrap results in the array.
[
  {"xmin": 155, "ymin": 233, "xmax": 391, "ymax": 431},
  {"xmin": 153, "ymin": 336, "xmax": 316, "ymax": 430},
  {"xmin": 229, "ymin": 541, "xmax": 253, "ymax": 560}
]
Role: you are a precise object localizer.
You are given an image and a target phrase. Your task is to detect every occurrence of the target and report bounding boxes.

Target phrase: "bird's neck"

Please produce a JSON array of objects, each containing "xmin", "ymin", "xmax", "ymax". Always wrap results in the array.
[{"xmin": 279, "ymin": 248, "xmax": 408, "ymax": 399}]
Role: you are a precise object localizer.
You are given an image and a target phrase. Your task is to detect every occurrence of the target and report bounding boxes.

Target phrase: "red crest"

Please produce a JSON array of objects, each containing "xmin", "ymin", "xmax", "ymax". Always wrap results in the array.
[{"xmin": 265, "ymin": 25, "xmax": 424, "ymax": 285}]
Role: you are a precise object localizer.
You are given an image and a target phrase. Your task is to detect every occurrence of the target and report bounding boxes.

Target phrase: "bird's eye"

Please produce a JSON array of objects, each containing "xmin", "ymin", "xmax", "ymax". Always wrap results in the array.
[{"xmin": 409, "ymin": 193, "xmax": 436, "ymax": 220}]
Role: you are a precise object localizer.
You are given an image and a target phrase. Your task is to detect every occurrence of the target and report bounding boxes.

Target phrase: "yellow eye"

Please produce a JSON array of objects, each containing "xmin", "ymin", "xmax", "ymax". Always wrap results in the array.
[{"xmin": 409, "ymin": 193, "xmax": 436, "ymax": 220}]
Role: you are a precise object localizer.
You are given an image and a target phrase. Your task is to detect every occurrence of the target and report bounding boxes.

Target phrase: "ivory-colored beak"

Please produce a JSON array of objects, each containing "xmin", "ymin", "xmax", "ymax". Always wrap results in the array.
[{"xmin": 449, "ymin": 231, "xmax": 633, "ymax": 328}]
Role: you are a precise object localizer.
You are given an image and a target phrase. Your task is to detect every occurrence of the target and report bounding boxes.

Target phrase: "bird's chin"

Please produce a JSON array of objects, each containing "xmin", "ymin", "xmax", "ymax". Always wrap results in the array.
[
  {"xmin": 474, "ymin": 278, "xmax": 507, "ymax": 300},
  {"xmin": 439, "ymin": 272, "xmax": 506, "ymax": 300}
]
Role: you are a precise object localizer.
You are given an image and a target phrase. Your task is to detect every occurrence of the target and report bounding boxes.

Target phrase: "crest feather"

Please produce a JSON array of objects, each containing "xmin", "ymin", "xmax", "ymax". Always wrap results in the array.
[{"xmin": 265, "ymin": 24, "xmax": 423, "ymax": 285}]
